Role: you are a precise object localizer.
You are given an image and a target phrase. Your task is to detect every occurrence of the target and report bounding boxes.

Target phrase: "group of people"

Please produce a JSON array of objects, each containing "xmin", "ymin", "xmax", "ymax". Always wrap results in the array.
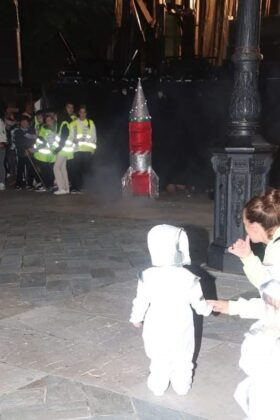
[
  {"xmin": 0, "ymin": 102, "xmax": 97, "ymax": 194},
  {"xmin": 130, "ymin": 188, "xmax": 280, "ymax": 419}
]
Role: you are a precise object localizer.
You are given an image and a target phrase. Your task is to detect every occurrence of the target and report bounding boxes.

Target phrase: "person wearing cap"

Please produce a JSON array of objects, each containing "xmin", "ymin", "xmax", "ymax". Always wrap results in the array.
[
  {"xmin": 64, "ymin": 102, "xmax": 77, "ymax": 122},
  {"xmin": 233, "ymin": 277, "xmax": 280, "ymax": 420},
  {"xmin": 130, "ymin": 224, "xmax": 212, "ymax": 397}
]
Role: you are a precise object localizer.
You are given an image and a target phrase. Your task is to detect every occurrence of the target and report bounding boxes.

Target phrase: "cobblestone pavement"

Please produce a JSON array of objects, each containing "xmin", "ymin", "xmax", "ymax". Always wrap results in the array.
[{"xmin": 0, "ymin": 191, "xmax": 257, "ymax": 419}]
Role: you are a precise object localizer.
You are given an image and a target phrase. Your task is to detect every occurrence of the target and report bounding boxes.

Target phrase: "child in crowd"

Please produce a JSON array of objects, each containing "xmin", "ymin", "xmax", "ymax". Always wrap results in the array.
[
  {"xmin": 234, "ymin": 276, "xmax": 280, "ymax": 420},
  {"xmin": 14, "ymin": 116, "xmax": 38, "ymax": 190},
  {"xmin": 209, "ymin": 189, "xmax": 280, "ymax": 318},
  {"xmin": 130, "ymin": 224, "xmax": 212, "ymax": 396}
]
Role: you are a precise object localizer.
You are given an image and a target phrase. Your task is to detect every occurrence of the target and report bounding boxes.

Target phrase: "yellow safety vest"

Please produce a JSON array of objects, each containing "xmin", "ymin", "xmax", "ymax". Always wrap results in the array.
[
  {"xmin": 70, "ymin": 119, "xmax": 97, "ymax": 153},
  {"xmin": 33, "ymin": 126, "xmax": 56, "ymax": 163},
  {"xmin": 51, "ymin": 121, "xmax": 74, "ymax": 160}
]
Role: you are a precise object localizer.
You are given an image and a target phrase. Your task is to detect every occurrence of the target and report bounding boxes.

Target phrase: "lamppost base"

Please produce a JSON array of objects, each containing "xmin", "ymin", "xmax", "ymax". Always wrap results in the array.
[
  {"xmin": 208, "ymin": 243, "xmax": 243, "ymax": 274},
  {"xmin": 207, "ymin": 147, "xmax": 274, "ymax": 274}
]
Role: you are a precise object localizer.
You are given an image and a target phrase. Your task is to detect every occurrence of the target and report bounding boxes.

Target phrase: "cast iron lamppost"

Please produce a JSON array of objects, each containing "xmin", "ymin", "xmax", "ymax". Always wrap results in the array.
[
  {"xmin": 13, "ymin": 0, "xmax": 23, "ymax": 87},
  {"xmin": 207, "ymin": 0, "xmax": 275, "ymax": 273}
]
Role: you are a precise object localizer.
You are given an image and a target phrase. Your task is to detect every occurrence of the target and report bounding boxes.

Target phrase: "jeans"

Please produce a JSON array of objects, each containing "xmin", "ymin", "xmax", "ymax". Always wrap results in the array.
[
  {"xmin": 16, "ymin": 156, "xmax": 39, "ymax": 187},
  {"xmin": 0, "ymin": 147, "xmax": 6, "ymax": 184},
  {"xmin": 53, "ymin": 155, "xmax": 69, "ymax": 192},
  {"xmin": 71, "ymin": 151, "xmax": 93, "ymax": 190}
]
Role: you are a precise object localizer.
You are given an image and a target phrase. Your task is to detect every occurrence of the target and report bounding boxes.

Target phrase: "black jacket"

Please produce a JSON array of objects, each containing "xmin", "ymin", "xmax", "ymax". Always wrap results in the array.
[{"xmin": 14, "ymin": 127, "xmax": 36, "ymax": 158}]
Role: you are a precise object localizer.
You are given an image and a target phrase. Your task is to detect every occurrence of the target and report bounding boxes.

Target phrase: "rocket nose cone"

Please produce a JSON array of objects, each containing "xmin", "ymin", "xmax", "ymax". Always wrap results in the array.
[{"xmin": 129, "ymin": 79, "xmax": 151, "ymax": 122}]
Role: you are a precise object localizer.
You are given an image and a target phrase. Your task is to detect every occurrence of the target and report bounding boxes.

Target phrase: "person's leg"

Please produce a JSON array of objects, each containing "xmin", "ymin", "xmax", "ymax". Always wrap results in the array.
[
  {"xmin": 26, "ymin": 156, "xmax": 39, "ymax": 187},
  {"xmin": 9, "ymin": 149, "xmax": 17, "ymax": 176},
  {"xmin": 147, "ymin": 357, "xmax": 170, "ymax": 396},
  {"xmin": 170, "ymin": 335, "xmax": 194, "ymax": 395},
  {"xmin": 71, "ymin": 153, "xmax": 78, "ymax": 190},
  {"xmin": 0, "ymin": 148, "xmax": 6, "ymax": 186},
  {"xmin": 54, "ymin": 155, "xmax": 65, "ymax": 191},
  {"xmin": 61, "ymin": 157, "xmax": 69, "ymax": 192},
  {"xmin": 143, "ymin": 332, "xmax": 170, "ymax": 396},
  {"xmin": 16, "ymin": 157, "xmax": 25, "ymax": 188},
  {"xmin": 47, "ymin": 163, "xmax": 54, "ymax": 189},
  {"xmin": 81, "ymin": 152, "xmax": 93, "ymax": 189},
  {"xmin": 31, "ymin": 157, "xmax": 41, "ymax": 185},
  {"xmin": 72, "ymin": 152, "xmax": 83, "ymax": 191},
  {"xmin": 67, "ymin": 158, "xmax": 74, "ymax": 190},
  {"xmin": 36, "ymin": 162, "xmax": 47, "ymax": 190},
  {"xmin": 37, "ymin": 162, "xmax": 53, "ymax": 190}
]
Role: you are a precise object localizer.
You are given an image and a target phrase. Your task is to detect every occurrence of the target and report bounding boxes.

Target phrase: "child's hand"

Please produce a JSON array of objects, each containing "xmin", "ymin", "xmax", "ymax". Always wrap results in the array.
[
  {"xmin": 207, "ymin": 300, "xmax": 229, "ymax": 314},
  {"xmin": 133, "ymin": 322, "xmax": 143, "ymax": 328},
  {"xmin": 228, "ymin": 235, "xmax": 252, "ymax": 258}
]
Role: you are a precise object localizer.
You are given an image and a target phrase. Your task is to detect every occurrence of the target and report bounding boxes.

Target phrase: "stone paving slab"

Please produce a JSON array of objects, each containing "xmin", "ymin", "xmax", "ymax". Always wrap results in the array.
[
  {"xmin": 0, "ymin": 192, "xmax": 257, "ymax": 419},
  {"xmin": 0, "ymin": 362, "xmax": 47, "ymax": 397}
]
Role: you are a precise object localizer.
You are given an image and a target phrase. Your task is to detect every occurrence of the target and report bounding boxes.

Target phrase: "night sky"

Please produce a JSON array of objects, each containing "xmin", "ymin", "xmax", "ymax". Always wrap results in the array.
[{"xmin": 0, "ymin": 0, "xmax": 114, "ymax": 86}]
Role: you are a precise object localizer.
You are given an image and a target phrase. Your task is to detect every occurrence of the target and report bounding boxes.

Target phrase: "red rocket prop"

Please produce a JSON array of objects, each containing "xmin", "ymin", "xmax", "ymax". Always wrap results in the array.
[{"xmin": 122, "ymin": 79, "xmax": 159, "ymax": 198}]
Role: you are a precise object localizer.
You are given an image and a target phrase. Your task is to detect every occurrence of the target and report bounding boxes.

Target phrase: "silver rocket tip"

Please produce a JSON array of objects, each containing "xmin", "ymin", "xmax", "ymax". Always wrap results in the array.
[{"xmin": 129, "ymin": 79, "xmax": 151, "ymax": 122}]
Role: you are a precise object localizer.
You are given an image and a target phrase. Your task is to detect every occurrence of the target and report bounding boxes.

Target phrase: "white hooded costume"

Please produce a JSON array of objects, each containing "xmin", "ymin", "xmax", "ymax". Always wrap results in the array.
[
  {"xmin": 130, "ymin": 224, "xmax": 212, "ymax": 396},
  {"xmin": 234, "ymin": 279, "xmax": 280, "ymax": 420}
]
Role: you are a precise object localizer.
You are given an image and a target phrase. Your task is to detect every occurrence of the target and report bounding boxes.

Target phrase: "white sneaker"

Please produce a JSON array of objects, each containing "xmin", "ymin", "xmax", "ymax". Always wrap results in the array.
[
  {"xmin": 171, "ymin": 377, "xmax": 191, "ymax": 396},
  {"xmin": 0, "ymin": 183, "xmax": 5, "ymax": 191},
  {"xmin": 35, "ymin": 186, "xmax": 47, "ymax": 192},
  {"xmin": 147, "ymin": 375, "xmax": 169, "ymax": 397},
  {"xmin": 54, "ymin": 190, "xmax": 68, "ymax": 195}
]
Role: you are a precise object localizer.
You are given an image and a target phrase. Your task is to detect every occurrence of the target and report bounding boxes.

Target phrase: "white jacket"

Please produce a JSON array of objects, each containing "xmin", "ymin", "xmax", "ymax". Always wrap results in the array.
[
  {"xmin": 130, "ymin": 266, "xmax": 212, "ymax": 327},
  {"xmin": 229, "ymin": 227, "xmax": 280, "ymax": 318},
  {"xmin": 0, "ymin": 119, "xmax": 7, "ymax": 144},
  {"xmin": 234, "ymin": 316, "xmax": 280, "ymax": 420},
  {"xmin": 241, "ymin": 227, "xmax": 280, "ymax": 288}
]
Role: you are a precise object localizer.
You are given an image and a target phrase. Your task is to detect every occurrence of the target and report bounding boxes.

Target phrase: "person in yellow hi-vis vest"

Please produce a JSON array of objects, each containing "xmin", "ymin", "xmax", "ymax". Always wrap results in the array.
[
  {"xmin": 64, "ymin": 102, "xmax": 77, "ymax": 122},
  {"xmin": 69, "ymin": 105, "xmax": 97, "ymax": 193},
  {"xmin": 33, "ymin": 115, "xmax": 56, "ymax": 191},
  {"xmin": 52, "ymin": 114, "xmax": 74, "ymax": 195}
]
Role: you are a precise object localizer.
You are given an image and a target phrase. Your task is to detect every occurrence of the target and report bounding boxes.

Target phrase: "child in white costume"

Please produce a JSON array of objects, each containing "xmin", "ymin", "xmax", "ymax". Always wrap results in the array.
[
  {"xmin": 234, "ymin": 278, "xmax": 280, "ymax": 420},
  {"xmin": 130, "ymin": 224, "xmax": 212, "ymax": 397}
]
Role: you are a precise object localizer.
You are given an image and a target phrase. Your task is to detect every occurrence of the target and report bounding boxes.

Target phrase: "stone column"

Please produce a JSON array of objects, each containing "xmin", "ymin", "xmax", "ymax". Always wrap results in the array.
[{"xmin": 207, "ymin": 0, "xmax": 275, "ymax": 273}]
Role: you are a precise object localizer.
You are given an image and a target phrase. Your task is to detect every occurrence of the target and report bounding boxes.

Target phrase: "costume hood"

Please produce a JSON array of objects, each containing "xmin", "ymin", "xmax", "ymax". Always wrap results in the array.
[{"xmin": 147, "ymin": 224, "xmax": 191, "ymax": 267}]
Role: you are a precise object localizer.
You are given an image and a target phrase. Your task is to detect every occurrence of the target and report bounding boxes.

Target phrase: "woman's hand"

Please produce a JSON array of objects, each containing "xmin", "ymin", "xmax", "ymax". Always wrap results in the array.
[
  {"xmin": 228, "ymin": 235, "xmax": 252, "ymax": 258},
  {"xmin": 207, "ymin": 300, "xmax": 229, "ymax": 314},
  {"xmin": 132, "ymin": 322, "xmax": 143, "ymax": 328}
]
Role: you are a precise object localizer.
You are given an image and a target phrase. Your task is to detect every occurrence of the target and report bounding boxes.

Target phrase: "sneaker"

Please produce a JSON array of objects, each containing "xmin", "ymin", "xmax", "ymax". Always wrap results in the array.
[
  {"xmin": 35, "ymin": 186, "xmax": 47, "ymax": 192},
  {"xmin": 171, "ymin": 377, "xmax": 191, "ymax": 396},
  {"xmin": 15, "ymin": 186, "xmax": 23, "ymax": 191},
  {"xmin": 71, "ymin": 189, "xmax": 82, "ymax": 195},
  {"xmin": 26, "ymin": 185, "xmax": 34, "ymax": 191},
  {"xmin": 0, "ymin": 183, "xmax": 5, "ymax": 191},
  {"xmin": 54, "ymin": 190, "xmax": 68, "ymax": 195},
  {"xmin": 147, "ymin": 375, "xmax": 169, "ymax": 397}
]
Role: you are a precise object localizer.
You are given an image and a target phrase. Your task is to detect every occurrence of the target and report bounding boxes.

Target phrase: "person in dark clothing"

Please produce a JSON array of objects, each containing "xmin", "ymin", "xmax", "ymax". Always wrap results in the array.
[{"xmin": 14, "ymin": 116, "xmax": 39, "ymax": 190}]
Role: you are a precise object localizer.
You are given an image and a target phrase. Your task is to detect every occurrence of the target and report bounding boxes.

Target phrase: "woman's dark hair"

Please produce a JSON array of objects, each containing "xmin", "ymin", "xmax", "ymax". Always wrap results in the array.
[{"xmin": 244, "ymin": 188, "xmax": 280, "ymax": 238}]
